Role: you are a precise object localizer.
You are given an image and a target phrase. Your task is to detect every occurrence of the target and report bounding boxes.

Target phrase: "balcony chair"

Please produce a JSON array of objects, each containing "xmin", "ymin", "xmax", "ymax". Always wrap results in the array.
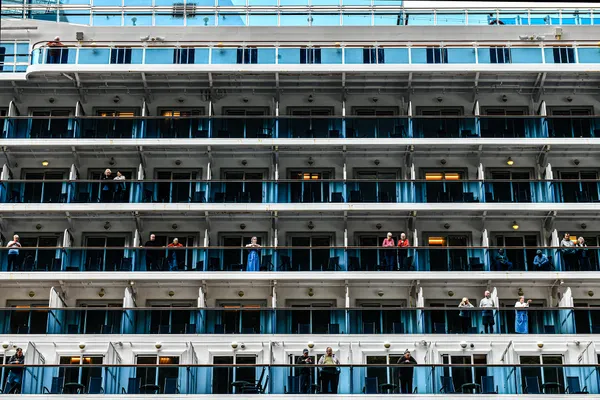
[
  {"xmin": 461, "ymin": 129, "xmax": 477, "ymax": 138},
  {"xmin": 485, "ymin": 192, "xmax": 495, "ymax": 202},
  {"xmin": 192, "ymin": 190, "xmax": 206, "ymax": 203},
  {"xmin": 566, "ymin": 376, "xmax": 588, "ymax": 394},
  {"xmin": 434, "ymin": 323, "xmax": 446, "ymax": 334},
  {"xmin": 214, "ymin": 324, "xmax": 225, "ymax": 334},
  {"xmin": 349, "ymin": 191, "xmax": 362, "ymax": 202},
  {"xmin": 469, "ymin": 257, "xmax": 485, "ymax": 271},
  {"xmin": 392, "ymin": 322, "xmax": 404, "ymax": 334},
  {"xmin": 278, "ymin": 255, "xmax": 292, "ymax": 271},
  {"xmin": 67, "ymin": 324, "xmax": 79, "ymax": 334},
  {"xmin": 225, "ymin": 193, "xmax": 237, "ymax": 202},
  {"xmin": 87, "ymin": 377, "xmax": 104, "ymax": 394},
  {"xmin": 575, "ymin": 191, "xmax": 591, "ymax": 203},
  {"xmin": 378, "ymin": 191, "xmax": 391, "ymax": 203},
  {"xmin": 331, "ymin": 192, "xmax": 344, "ymax": 202},
  {"xmin": 191, "ymin": 261, "xmax": 204, "ymax": 271},
  {"xmin": 8, "ymin": 190, "xmax": 22, "ymax": 203},
  {"xmin": 100, "ymin": 324, "xmax": 113, "ymax": 334},
  {"xmin": 185, "ymin": 323, "xmax": 196, "ymax": 334},
  {"xmin": 285, "ymin": 376, "xmax": 300, "ymax": 394},
  {"xmin": 239, "ymin": 191, "xmax": 252, "ymax": 203},
  {"xmin": 208, "ymin": 257, "xmax": 221, "ymax": 271},
  {"xmin": 328, "ymin": 129, "xmax": 340, "ymax": 138},
  {"xmin": 260, "ymin": 255, "xmax": 274, "ymax": 271},
  {"xmin": 328, "ymin": 323, "xmax": 340, "ymax": 334},
  {"xmin": 214, "ymin": 192, "xmax": 226, "ymax": 202},
  {"xmin": 326, "ymin": 256, "xmax": 341, "ymax": 271},
  {"xmin": 242, "ymin": 367, "xmax": 268, "ymax": 394},
  {"xmin": 363, "ymin": 322, "xmax": 376, "ymax": 334},
  {"xmin": 164, "ymin": 377, "xmax": 180, "ymax": 394},
  {"xmin": 363, "ymin": 377, "xmax": 379, "ymax": 394},
  {"xmin": 524, "ymin": 376, "xmax": 541, "ymax": 394},
  {"xmin": 142, "ymin": 189, "xmax": 154, "ymax": 203},
  {"xmin": 348, "ymin": 256, "xmax": 361, "ymax": 271},
  {"xmin": 59, "ymin": 192, "xmax": 68, "ymax": 203},
  {"xmin": 43, "ymin": 377, "xmax": 65, "ymax": 394},
  {"xmin": 480, "ymin": 376, "xmax": 497, "ymax": 394},
  {"xmin": 298, "ymin": 324, "xmax": 311, "ymax": 334},
  {"xmin": 51, "ymin": 258, "xmax": 62, "ymax": 271},
  {"xmin": 440, "ymin": 376, "xmax": 456, "ymax": 394},
  {"xmin": 544, "ymin": 325, "xmax": 556, "ymax": 334},
  {"xmin": 462, "ymin": 192, "xmax": 477, "ymax": 202},
  {"xmin": 120, "ymin": 257, "xmax": 133, "ymax": 271}
]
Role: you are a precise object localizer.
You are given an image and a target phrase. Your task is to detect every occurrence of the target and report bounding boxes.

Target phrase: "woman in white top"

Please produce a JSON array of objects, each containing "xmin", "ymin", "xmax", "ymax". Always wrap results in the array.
[{"xmin": 514, "ymin": 296, "xmax": 532, "ymax": 334}]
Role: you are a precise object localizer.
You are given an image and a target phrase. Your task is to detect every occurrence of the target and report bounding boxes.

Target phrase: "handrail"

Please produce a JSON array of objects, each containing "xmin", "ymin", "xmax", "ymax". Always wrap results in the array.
[
  {"xmin": 2, "ymin": 115, "xmax": 599, "ymax": 119},
  {"xmin": 2, "ymin": 306, "xmax": 598, "ymax": 311},
  {"xmin": 1, "ymin": 178, "xmax": 598, "ymax": 183},
  {"xmin": 0, "ymin": 245, "xmax": 596, "ymax": 250},
  {"xmin": 0, "ymin": 363, "xmax": 595, "ymax": 368}
]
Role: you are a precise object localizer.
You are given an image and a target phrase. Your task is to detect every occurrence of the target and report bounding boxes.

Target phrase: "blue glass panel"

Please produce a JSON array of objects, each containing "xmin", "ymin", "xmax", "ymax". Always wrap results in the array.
[
  {"xmin": 59, "ymin": 11, "xmax": 91, "ymax": 25},
  {"xmin": 312, "ymin": 0, "xmax": 339, "ymax": 5},
  {"xmin": 257, "ymin": 48, "xmax": 276, "ymax": 64},
  {"xmin": 373, "ymin": 0, "xmax": 401, "ymax": 4},
  {"xmin": 498, "ymin": 11, "xmax": 529, "ymax": 25},
  {"xmin": 435, "ymin": 12, "xmax": 466, "ymax": 25},
  {"xmin": 155, "ymin": 13, "xmax": 185, "ymax": 25},
  {"xmin": 374, "ymin": 13, "xmax": 402, "ymax": 26},
  {"xmin": 466, "ymin": 11, "xmax": 495, "ymax": 25},
  {"xmin": 61, "ymin": 0, "xmax": 91, "ymax": 4},
  {"xmin": 79, "ymin": 48, "xmax": 110, "ymax": 64},
  {"xmin": 511, "ymin": 48, "xmax": 542, "ymax": 64},
  {"xmin": 345, "ymin": 48, "xmax": 365, "ymax": 64},
  {"xmin": 410, "ymin": 48, "xmax": 428, "ymax": 63},
  {"xmin": 123, "ymin": 0, "xmax": 152, "ymax": 5},
  {"xmin": 16, "ymin": 43, "xmax": 29, "ymax": 63},
  {"xmin": 343, "ymin": 13, "xmax": 371, "ymax": 26},
  {"xmin": 145, "ymin": 49, "xmax": 173, "ymax": 64},
  {"xmin": 219, "ymin": 13, "xmax": 246, "ymax": 26},
  {"xmin": 580, "ymin": 17, "xmax": 600, "ymax": 25},
  {"xmin": 154, "ymin": 0, "xmax": 182, "ymax": 5},
  {"xmin": 278, "ymin": 48, "xmax": 300, "ymax": 64},
  {"xmin": 0, "ymin": 44, "xmax": 15, "ymax": 63},
  {"xmin": 248, "ymin": 0, "xmax": 276, "ymax": 4},
  {"xmin": 31, "ymin": 10, "xmax": 57, "ymax": 22},
  {"xmin": 311, "ymin": 13, "xmax": 340, "ymax": 26},
  {"xmin": 530, "ymin": 12, "xmax": 550, "ymax": 25},
  {"xmin": 124, "ymin": 13, "xmax": 152, "ymax": 26},
  {"xmin": 577, "ymin": 48, "xmax": 600, "ymax": 64},
  {"xmin": 15, "ymin": 65, "xmax": 27, "ymax": 72},
  {"xmin": 321, "ymin": 48, "xmax": 342, "ymax": 64},
  {"xmin": 211, "ymin": 48, "xmax": 238, "ymax": 64},
  {"xmin": 189, "ymin": 0, "xmax": 216, "ymax": 4},
  {"xmin": 187, "ymin": 14, "xmax": 216, "ymax": 26},
  {"xmin": 130, "ymin": 49, "xmax": 143, "ymax": 64},
  {"xmin": 477, "ymin": 48, "xmax": 491, "ymax": 63},
  {"xmin": 93, "ymin": 0, "xmax": 122, "ymax": 5},
  {"xmin": 447, "ymin": 48, "xmax": 475, "ymax": 64},
  {"xmin": 560, "ymin": 11, "xmax": 584, "ymax": 25},
  {"xmin": 92, "ymin": 13, "xmax": 122, "ymax": 26},
  {"xmin": 193, "ymin": 48, "xmax": 209, "ymax": 64},
  {"xmin": 280, "ymin": 0, "xmax": 308, "ymax": 5},
  {"xmin": 383, "ymin": 48, "xmax": 408, "ymax": 64},
  {"xmin": 248, "ymin": 14, "xmax": 278, "ymax": 26},
  {"xmin": 406, "ymin": 13, "xmax": 434, "ymax": 25},
  {"xmin": 218, "ymin": 0, "xmax": 245, "ymax": 5},
  {"xmin": 343, "ymin": 0, "xmax": 368, "ymax": 4},
  {"xmin": 280, "ymin": 13, "xmax": 309, "ymax": 26}
]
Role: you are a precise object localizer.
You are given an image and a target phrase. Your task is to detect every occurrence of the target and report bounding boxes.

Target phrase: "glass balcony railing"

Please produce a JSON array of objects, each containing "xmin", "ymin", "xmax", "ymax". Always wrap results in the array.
[
  {"xmin": 3, "ymin": 363, "xmax": 598, "ymax": 395},
  {"xmin": 3, "ymin": 116, "xmax": 599, "ymax": 139},
  {"xmin": 2, "ymin": 179, "xmax": 598, "ymax": 204},
  {"xmin": 23, "ymin": 42, "xmax": 600, "ymax": 69},
  {"xmin": 2, "ymin": 306, "xmax": 599, "ymax": 336},
  {"xmin": 0, "ymin": 246, "xmax": 597, "ymax": 273}
]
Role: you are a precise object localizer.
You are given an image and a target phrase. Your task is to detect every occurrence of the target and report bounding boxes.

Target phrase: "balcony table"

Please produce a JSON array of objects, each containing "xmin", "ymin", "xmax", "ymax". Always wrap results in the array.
[
  {"xmin": 379, "ymin": 383, "xmax": 399, "ymax": 394},
  {"xmin": 63, "ymin": 382, "xmax": 85, "ymax": 394},
  {"xmin": 461, "ymin": 382, "xmax": 481, "ymax": 394},
  {"xmin": 140, "ymin": 384, "xmax": 160, "ymax": 394},
  {"xmin": 541, "ymin": 382, "xmax": 563, "ymax": 394}
]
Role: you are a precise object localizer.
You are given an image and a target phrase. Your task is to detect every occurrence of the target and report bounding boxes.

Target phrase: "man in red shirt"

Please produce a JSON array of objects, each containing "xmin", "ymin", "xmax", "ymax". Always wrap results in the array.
[
  {"xmin": 382, "ymin": 232, "xmax": 396, "ymax": 271},
  {"xmin": 167, "ymin": 238, "xmax": 183, "ymax": 271}
]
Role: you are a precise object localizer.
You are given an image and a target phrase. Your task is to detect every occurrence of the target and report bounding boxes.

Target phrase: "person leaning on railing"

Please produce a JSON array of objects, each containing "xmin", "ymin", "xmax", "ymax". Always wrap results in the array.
[
  {"xmin": 46, "ymin": 36, "xmax": 64, "ymax": 64},
  {"xmin": 317, "ymin": 347, "xmax": 340, "ymax": 394},
  {"xmin": 4, "ymin": 347, "xmax": 24, "ymax": 394}
]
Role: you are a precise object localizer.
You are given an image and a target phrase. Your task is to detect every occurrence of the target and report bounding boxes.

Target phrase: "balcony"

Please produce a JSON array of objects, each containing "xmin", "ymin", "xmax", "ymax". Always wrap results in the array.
[
  {"xmin": 3, "ymin": 178, "xmax": 598, "ymax": 205},
  {"xmin": 1, "ymin": 306, "xmax": 598, "ymax": 336},
  {"xmin": 0, "ymin": 246, "xmax": 597, "ymax": 273},
  {"xmin": 3, "ymin": 115, "xmax": 599, "ymax": 140},
  {"xmin": 5, "ymin": 362, "xmax": 599, "ymax": 395}
]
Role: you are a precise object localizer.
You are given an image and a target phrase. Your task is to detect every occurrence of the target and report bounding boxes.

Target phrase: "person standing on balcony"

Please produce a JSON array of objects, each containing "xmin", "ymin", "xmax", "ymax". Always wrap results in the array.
[
  {"xmin": 3, "ymin": 347, "xmax": 24, "ymax": 394},
  {"xmin": 113, "ymin": 170, "xmax": 126, "ymax": 202},
  {"xmin": 560, "ymin": 233, "xmax": 577, "ymax": 271},
  {"xmin": 318, "ymin": 347, "xmax": 340, "ymax": 394},
  {"xmin": 167, "ymin": 238, "xmax": 183, "ymax": 271},
  {"xmin": 479, "ymin": 291, "xmax": 496, "ymax": 334},
  {"xmin": 515, "ymin": 296, "xmax": 532, "ymax": 334},
  {"xmin": 6, "ymin": 234, "xmax": 21, "ymax": 271},
  {"xmin": 382, "ymin": 232, "xmax": 396, "ymax": 271},
  {"xmin": 46, "ymin": 36, "xmax": 64, "ymax": 64},
  {"xmin": 576, "ymin": 236, "xmax": 590, "ymax": 270},
  {"xmin": 245, "ymin": 236, "xmax": 261, "ymax": 271},
  {"xmin": 143, "ymin": 234, "xmax": 163, "ymax": 271},
  {"xmin": 397, "ymin": 350, "xmax": 417, "ymax": 394},
  {"xmin": 100, "ymin": 169, "xmax": 113, "ymax": 203},
  {"xmin": 397, "ymin": 232, "xmax": 410, "ymax": 271},
  {"xmin": 458, "ymin": 297, "xmax": 474, "ymax": 333},
  {"xmin": 533, "ymin": 250, "xmax": 551, "ymax": 271},
  {"xmin": 296, "ymin": 349, "xmax": 313, "ymax": 394}
]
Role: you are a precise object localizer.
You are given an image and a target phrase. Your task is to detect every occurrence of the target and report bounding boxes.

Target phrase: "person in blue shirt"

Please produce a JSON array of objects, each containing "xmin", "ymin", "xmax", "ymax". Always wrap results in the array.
[
  {"xmin": 494, "ymin": 248, "xmax": 513, "ymax": 271},
  {"xmin": 533, "ymin": 250, "xmax": 550, "ymax": 271},
  {"xmin": 6, "ymin": 235, "xmax": 21, "ymax": 271}
]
